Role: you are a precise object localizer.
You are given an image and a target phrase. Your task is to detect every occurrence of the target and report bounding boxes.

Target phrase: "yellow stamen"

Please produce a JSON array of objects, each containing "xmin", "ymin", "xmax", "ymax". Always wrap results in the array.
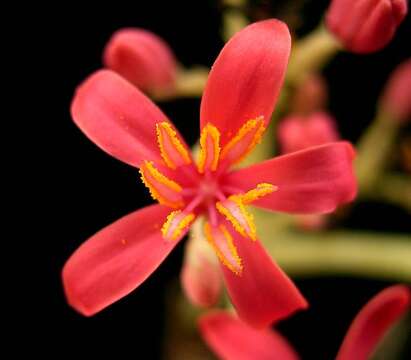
[
  {"xmin": 139, "ymin": 161, "xmax": 184, "ymax": 208},
  {"xmin": 216, "ymin": 195, "xmax": 257, "ymax": 241},
  {"xmin": 241, "ymin": 183, "xmax": 278, "ymax": 204},
  {"xmin": 161, "ymin": 210, "xmax": 195, "ymax": 241},
  {"xmin": 204, "ymin": 222, "xmax": 242, "ymax": 275},
  {"xmin": 198, "ymin": 123, "xmax": 221, "ymax": 173},
  {"xmin": 156, "ymin": 122, "xmax": 191, "ymax": 169},
  {"xmin": 220, "ymin": 117, "xmax": 266, "ymax": 165}
]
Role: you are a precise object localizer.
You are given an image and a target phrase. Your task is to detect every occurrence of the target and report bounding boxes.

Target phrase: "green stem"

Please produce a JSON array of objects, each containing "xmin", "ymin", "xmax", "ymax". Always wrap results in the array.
[
  {"xmin": 367, "ymin": 173, "xmax": 411, "ymax": 212},
  {"xmin": 222, "ymin": 7, "xmax": 248, "ymax": 42},
  {"xmin": 154, "ymin": 67, "xmax": 209, "ymax": 101},
  {"xmin": 262, "ymin": 229, "xmax": 411, "ymax": 281},
  {"xmin": 287, "ymin": 25, "xmax": 341, "ymax": 86},
  {"xmin": 355, "ymin": 111, "xmax": 400, "ymax": 193}
]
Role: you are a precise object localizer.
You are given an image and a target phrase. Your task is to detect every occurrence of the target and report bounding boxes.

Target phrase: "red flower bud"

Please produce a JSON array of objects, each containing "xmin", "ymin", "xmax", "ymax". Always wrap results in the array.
[
  {"xmin": 181, "ymin": 231, "xmax": 222, "ymax": 307},
  {"xmin": 278, "ymin": 112, "xmax": 339, "ymax": 154},
  {"xmin": 382, "ymin": 59, "xmax": 411, "ymax": 122},
  {"xmin": 326, "ymin": 0, "xmax": 408, "ymax": 53},
  {"xmin": 103, "ymin": 28, "xmax": 177, "ymax": 95}
]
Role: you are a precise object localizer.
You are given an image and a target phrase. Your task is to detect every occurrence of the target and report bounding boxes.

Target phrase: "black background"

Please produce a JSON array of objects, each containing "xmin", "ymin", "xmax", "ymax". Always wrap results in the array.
[{"xmin": 29, "ymin": 0, "xmax": 411, "ymax": 358}]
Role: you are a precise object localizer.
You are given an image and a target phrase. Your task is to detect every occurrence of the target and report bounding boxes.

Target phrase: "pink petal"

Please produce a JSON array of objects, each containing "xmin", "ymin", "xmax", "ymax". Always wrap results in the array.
[
  {"xmin": 199, "ymin": 311, "xmax": 299, "ymax": 360},
  {"xmin": 225, "ymin": 142, "xmax": 357, "ymax": 214},
  {"xmin": 62, "ymin": 204, "xmax": 182, "ymax": 316},
  {"xmin": 71, "ymin": 70, "xmax": 183, "ymax": 167},
  {"xmin": 336, "ymin": 285, "xmax": 411, "ymax": 360},
  {"xmin": 221, "ymin": 227, "xmax": 308, "ymax": 328},
  {"xmin": 278, "ymin": 112, "xmax": 339, "ymax": 154},
  {"xmin": 103, "ymin": 28, "xmax": 177, "ymax": 94},
  {"xmin": 200, "ymin": 19, "xmax": 291, "ymax": 146}
]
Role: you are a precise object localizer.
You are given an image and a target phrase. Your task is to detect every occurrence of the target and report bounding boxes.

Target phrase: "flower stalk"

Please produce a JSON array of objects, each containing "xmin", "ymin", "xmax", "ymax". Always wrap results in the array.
[
  {"xmin": 355, "ymin": 110, "xmax": 400, "ymax": 194},
  {"xmin": 287, "ymin": 25, "xmax": 341, "ymax": 86},
  {"xmin": 255, "ymin": 211, "xmax": 411, "ymax": 282}
]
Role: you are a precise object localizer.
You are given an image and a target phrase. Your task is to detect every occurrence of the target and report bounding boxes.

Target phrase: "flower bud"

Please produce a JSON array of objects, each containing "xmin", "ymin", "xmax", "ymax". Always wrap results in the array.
[
  {"xmin": 278, "ymin": 112, "xmax": 339, "ymax": 154},
  {"xmin": 103, "ymin": 28, "xmax": 177, "ymax": 95},
  {"xmin": 326, "ymin": 0, "xmax": 408, "ymax": 53},
  {"xmin": 381, "ymin": 59, "xmax": 411, "ymax": 123},
  {"xmin": 180, "ymin": 221, "xmax": 222, "ymax": 307},
  {"xmin": 291, "ymin": 74, "xmax": 328, "ymax": 115}
]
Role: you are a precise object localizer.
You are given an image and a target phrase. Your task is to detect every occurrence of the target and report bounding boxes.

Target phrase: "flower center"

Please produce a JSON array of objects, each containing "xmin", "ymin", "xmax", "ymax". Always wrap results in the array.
[{"xmin": 138, "ymin": 119, "xmax": 277, "ymax": 274}]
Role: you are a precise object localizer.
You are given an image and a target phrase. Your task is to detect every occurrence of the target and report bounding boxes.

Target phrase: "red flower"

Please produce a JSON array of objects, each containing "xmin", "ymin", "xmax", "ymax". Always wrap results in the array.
[
  {"xmin": 199, "ymin": 285, "xmax": 411, "ymax": 360},
  {"xmin": 278, "ymin": 112, "xmax": 339, "ymax": 154},
  {"xmin": 63, "ymin": 20, "xmax": 357, "ymax": 327},
  {"xmin": 326, "ymin": 0, "xmax": 408, "ymax": 53},
  {"xmin": 103, "ymin": 28, "xmax": 177, "ymax": 95},
  {"xmin": 382, "ymin": 59, "xmax": 411, "ymax": 123}
]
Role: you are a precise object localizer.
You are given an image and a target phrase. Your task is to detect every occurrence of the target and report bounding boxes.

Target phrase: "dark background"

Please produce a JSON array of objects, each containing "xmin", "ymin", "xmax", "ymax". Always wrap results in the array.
[{"xmin": 31, "ymin": 0, "xmax": 411, "ymax": 358}]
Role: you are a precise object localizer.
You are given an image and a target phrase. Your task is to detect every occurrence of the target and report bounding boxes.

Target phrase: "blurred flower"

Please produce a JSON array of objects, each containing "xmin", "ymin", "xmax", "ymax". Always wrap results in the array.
[
  {"xmin": 381, "ymin": 59, "xmax": 411, "ymax": 123},
  {"xmin": 278, "ymin": 112, "xmax": 340, "ymax": 230},
  {"xmin": 326, "ymin": 0, "xmax": 408, "ymax": 53},
  {"xmin": 291, "ymin": 74, "xmax": 328, "ymax": 114},
  {"xmin": 63, "ymin": 20, "xmax": 356, "ymax": 327},
  {"xmin": 103, "ymin": 28, "xmax": 177, "ymax": 96},
  {"xmin": 181, "ymin": 219, "xmax": 222, "ymax": 307},
  {"xmin": 199, "ymin": 285, "xmax": 411, "ymax": 360},
  {"xmin": 278, "ymin": 112, "xmax": 339, "ymax": 154}
]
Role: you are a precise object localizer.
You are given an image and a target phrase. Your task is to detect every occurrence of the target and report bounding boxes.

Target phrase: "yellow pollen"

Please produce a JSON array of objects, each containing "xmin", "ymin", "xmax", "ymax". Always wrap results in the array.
[
  {"xmin": 241, "ymin": 183, "xmax": 277, "ymax": 204},
  {"xmin": 220, "ymin": 117, "xmax": 266, "ymax": 165},
  {"xmin": 156, "ymin": 122, "xmax": 191, "ymax": 169},
  {"xmin": 198, "ymin": 123, "xmax": 221, "ymax": 173},
  {"xmin": 204, "ymin": 223, "xmax": 242, "ymax": 275},
  {"xmin": 216, "ymin": 195, "xmax": 257, "ymax": 241},
  {"xmin": 161, "ymin": 210, "xmax": 195, "ymax": 241},
  {"xmin": 139, "ymin": 161, "xmax": 184, "ymax": 208}
]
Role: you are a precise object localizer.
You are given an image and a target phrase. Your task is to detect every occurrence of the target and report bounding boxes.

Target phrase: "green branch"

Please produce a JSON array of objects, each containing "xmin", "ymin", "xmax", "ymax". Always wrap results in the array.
[{"xmin": 261, "ymin": 227, "xmax": 411, "ymax": 282}]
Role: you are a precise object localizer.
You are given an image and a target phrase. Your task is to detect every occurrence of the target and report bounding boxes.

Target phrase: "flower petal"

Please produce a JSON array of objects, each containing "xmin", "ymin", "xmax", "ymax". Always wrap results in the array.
[
  {"xmin": 336, "ymin": 285, "xmax": 411, "ymax": 360},
  {"xmin": 200, "ymin": 19, "xmax": 291, "ymax": 146},
  {"xmin": 225, "ymin": 142, "xmax": 357, "ymax": 214},
  {"xmin": 103, "ymin": 28, "xmax": 177, "ymax": 94},
  {"xmin": 62, "ymin": 204, "xmax": 183, "ymax": 316},
  {"xmin": 71, "ymin": 69, "xmax": 182, "ymax": 167},
  {"xmin": 199, "ymin": 311, "xmax": 300, "ymax": 360},
  {"xmin": 221, "ymin": 227, "xmax": 308, "ymax": 328}
]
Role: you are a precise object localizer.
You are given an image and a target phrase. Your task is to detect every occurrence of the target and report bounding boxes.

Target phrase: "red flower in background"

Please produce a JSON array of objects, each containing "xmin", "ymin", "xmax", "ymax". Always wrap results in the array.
[
  {"xmin": 63, "ymin": 20, "xmax": 356, "ymax": 327},
  {"xmin": 382, "ymin": 59, "xmax": 411, "ymax": 123},
  {"xmin": 199, "ymin": 285, "xmax": 411, "ymax": 360},
  {"xmin": 103, "ymin": 28, "xmax": 177, "ymax": 95},
  {"xmin": 278, "ymin": 112, "xmax": 339, "ymax": 154},
  {"xmin": 326, "ymin": 0, "xmax": 408, "ymax": 53}
]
